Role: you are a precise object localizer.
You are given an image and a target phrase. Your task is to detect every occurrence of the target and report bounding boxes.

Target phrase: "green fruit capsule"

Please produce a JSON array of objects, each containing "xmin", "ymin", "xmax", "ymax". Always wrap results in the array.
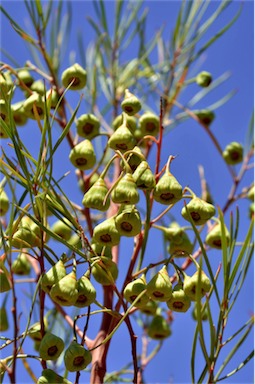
[
  {"xmin": 0, "ymin": 99, "xmax": 9, "ymax": 127},
  {"xmin": 61, "ymin": 63, "xmax": 87, "ymax": 90},
  {"xmin": 82, "ymin": 177, "xmax": 110, "ymax": 211},
  {"xmin": 90, "ymin": 241, "xmax": 113, "ymax": 259},
  {"xmin": 11, "ymin": 217, "xmax": 40, "ymax": 249},
  {"xmin": 11, "ymin": 102, "xmax": 28, "ymax": 126},
  {"xmin": 92, "ymin": 217, "xmax": 120, "ymax": 246},
  {"xmin": 123, "ymin": 275, "xmax": 149, "ymax": 307},
  {"xmin": 153, "ymin": 172, "xmax": 183, "ymax": 205},
  {"xmin": 30, "ymin": 79, "xmax": 45, "ymax": 95},
  {"xmin": 112, "ymin": 173, "xmax": 139, "ymax": 204},
  {"xmin": 50, "ymin": 271, "xmax": 79, "ymax": 306},
  {"xmin": 46, "ymin": 88, "xmax": 60, "ymax": 109},
  {"xmin": 51, "ymin": 218, "xmax": 73, "ymax": 241},
  {"xmin": 181, "ymin": 197, "xmax": 216, "ymax": 226},
  {"xmin": 74, "ymin": 275, "xmax": 96, "ymax": 307},
  {"xmin": 183, "ymin": 271, "xmax": 211, "ymax": 301},
  {"xmin": 0, "ymin": 71, "xmax": 13, "ymax": 96},
  {"xmin": 11, "ymin": 252, "xmax": 31, "ymax": 275},
  {"xmin": 196, "ymin": 71, "xmax": 212, "ymax": 87},
  {"xmin": 166, "ymin": 283, "xmax": 191, "ymax": 312},
  {"xmin": 64, "ymin": 341, "xmax": 92, "ymax": 372},
  {"xmin": 76, "ymin": 113, "xmax": 100, "ymax": 139},
  {"xmin": 0, "ymin": 189, "xmax": 9, "ymax": 216},
  {"xmin": 108, "ymin": 122, "xmax": 136, "ymax": 152},
  {"xmin": 192, "ymin": 302, "xmax": 209, "ymax": 321},
  {"xmin": 69, "ymin": 140, "xmax": 96, "ymax": 170},
  {"xmin": 132, "ymin": 161, "xmax": 156, "ymax": 190},
  {"xmin": 28, "ymin": 319, "xmax": 48, "ymax": 342},
  {"xmin": 139, "ymin": 300, "xmax": 158, "ymax": 316},
  {"xmin": 23, "ymin": 93, "xmax": 45, "ymax": 120},
  {"xmin": 0, "ymin": 306, "xmax": 9, "ymax": 331},
  {"xmin": 39, "ymin": 332, "xmax": 64, "ymax": 361},
  {"xmin": 168, "ymin": 231, "xmax": 193, "ymax": 258},
  {"xmin": 17, "ymin": 69, "xmax": 34, "ymax": 87},
  {"xmin": 162, "ymin": 222, "xmax": 182, "ymax": 242},
  {"xmin": 222, "ymin": 142, "xmax": 243, "ymax": 165},
  {"xmin": 125, "ymin": 146, "xmax": 144, "ymax": 171},
  {"xmin": 147, "ymin": 315, "xmax": 171, "ymax": 340},
  {"xmin": 41, "ymin": 259, "xmax": 67, "ymax": 293},
  {"xmin": 194, "ymin": 109, "xmax": 215, "ymax": 125},
  {"xmin": 112, "ymin": 114, "xmax": 137, "ymax": 133},
  {"xmin": 91, "ymin": 256, "xmax": 118, "ymax": 286},
  {"xmin": 205, "ymin": 223, "xmax": 230, "ymax": 249},
  {"xmin": 146, "ymin": 266, "xmax": 172, "ymax": 302},
  {"xmin": 37, "ymin": 369, "xmax": 72, "ymax": 384},
  {"xmin": 138, "ymin": 111, "xmax": 160, "ymax": 137},
  {"xmin": 115, "ymin": 205, "xmax": 142, "ymax": 237},
  {"xmin": 121, "ymin": 89, "xmax": 142, "ymax": 116},
  {"xmin": 247, "ymin": 185, "xmax": 254, "ymax": 201}
]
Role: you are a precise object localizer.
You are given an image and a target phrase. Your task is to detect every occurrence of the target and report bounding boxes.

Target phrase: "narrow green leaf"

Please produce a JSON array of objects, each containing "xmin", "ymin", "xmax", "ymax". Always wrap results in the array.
[{"xmin": 217, "ymin": 351, "xmax": 254, "ymax": 382}]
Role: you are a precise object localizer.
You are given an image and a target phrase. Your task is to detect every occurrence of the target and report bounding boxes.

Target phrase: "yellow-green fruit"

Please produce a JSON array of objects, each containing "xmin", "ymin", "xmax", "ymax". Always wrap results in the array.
[
  {"xmin": 166, "ymin": 283, "xmax": 191, "ymax": 312},
  {"xmin": 11, "ymin": 102, "xmax": 28, "ymax": 126},
  {"xmin": 181, "ymin": 197, "xmax": 216, "ymax": 226},
  {"xmin": 76, "ymin": 113, "xmax": 100, "ymax": 139},
  {"xmin": 61, "ymin": 63, "xmax": 87, "ymax": 90},
  {"xmin": 30, "ymin": 79, "xmax": 45, "ymax": 95},
  {"xmin": 0, "ymin": 71, "xmax": 13, "ymax": 96},
  {"xmin": 0, "ymin": 307, "xmax": 9, "ymax": 331},
  {"xmin": 146, "ymin": 266, "xmax": 172, "ymax": 302},
  {"xmin": 17, "ymin": 69, "xmax": 34, "ymax": 87},
  {"xmin": 11, "ymin": 252, "xmax": 31, "ymax": 275},
  {"xmin": 125, "ymin": 146, "xmax": 144, "ymax": 171},
  {"xmin": 115, "ymin": 205, "xmax": 142, "ymax": 237},
  {"xmin": 46, "ymin": 88, "xmax": 60, "ymax": 109},
  {"xmin": 139, "ymin": 300, "xmax": 158, "ymax": 316},
  {"xmin": 0, "ymin": 189, "xmax": 9, "ymax": 216},
  {"xmin": 82, "ymin": 177, "xmax": 110, "ymax": 211},
  {"xmin": 39, "ymin": 332, "xmax": 65, "ymax": 361},
  {"xmin": 50, "ymin": 271, "xmax": 79, "ymax": 306},
  {"xmin": 205, "ymin": 223, "xmax": 230, "ymax": 249},
  {"xmin": 121, "ymin": 89, "xmax": 142, "ymax": 116},
  {"xmin": 112, "ymin": 173, "xmax": 139, "ymax": 205},
  {"xmin": 90, "ymin": 241, "xmax": 113, "ymax": 259},
  {"xmin": 132, "ymin": 161, "xmax": 156, "ymax": 190},
  {"xmin": 112, "ymin": 114, "xmax": 137, "ymax": 133},
  {"xmin": 123, "ymin": 275, "xmax": 149, "ymax": 307},
  {"xmin": 108, "ymin": 122, "xmax": 136, "ymax": 152},
  {"xmin": 51, "ymin": 218, "xmax": 73, "ymax": 241},
  {"xmin": 74, "ymin": 275, "xmax": 96, "ymax": 307},
  {"xmin": 69, "ymin": 140, "xmax": 96, "ymax": 170},
  {"xmin": 192, "ymin": 302, "xmax": 209, "ymax": 321},
  {"xmin": 222, "ymin": 142, "xmax": 243, "ymax": 165},
  {"xmin": 194, "ymin": 109, "xmax": 215, "ymax": 125},
  {"xmin": 91, "ymin": 256, "xmax": 118, "ymax": 286},
  {"xmin": 139, "ymin": 111, "xmax": 160, "ymax": 137},
  {"xmin": 28, "ymin": 319, "xmax": 48, "ymax": 342},
  {"xmin": 64, "ymin": 341, "xmax": 92, "ymax": 372},
  {"xmin": 153, "ymin": 172, "xmax": 183, "ymax": 205},
  {"xmin": 0, "ymin": 262, "xmax": 11, "ymax": 293},
  {"xmin": 92, "ymin": 217, "xmax": 120, "ymax": 246},
  {"xmin": 0, "ymin": 99, "xmax": 9, "ymax": 128},
  {"xmin": 147, "ymin": 315, "xmax": 171, "ymax": 340},
  {"xmin": 41, "ymin": 259, "xmax": 67, "ymax": 293},
  {"xmin": 247, "ymin": 186, "xmax": 254, "ymax": 201},
  {"xmin": 183, "ymin": 271, "xmax": 211, "ymax": 301},
  {"xmin": 196, "ymin": 71, "xmax": 212, "ymax": 87},
  {"xmin": 37, "ymin": 368, "xmax": 72, "ymax": 384},
  {"xmin": 23, "ymin": 93, "xmax": 45, "ymax": 120},
  {"xmin": 168, "ymin": 230, "xmax": 193, "ymax": 258}
]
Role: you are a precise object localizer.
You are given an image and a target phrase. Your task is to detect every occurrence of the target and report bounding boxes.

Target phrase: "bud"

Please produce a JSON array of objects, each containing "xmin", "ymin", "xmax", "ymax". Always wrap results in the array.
[
  {"xmin": 147, "ymin": 315, "xmax": 171, "ymax": 340},
  {"xmin": 166, "ymin": 283, "xmax": 191, "ymax": 312},
  {"xmin": 69, "ymin": 140, "xmax": 96, "ymax": 170},
  {"xmin": 121, "ymin": 89, "xmax": 142, "ymax": 116},
  {"xmin": 41, "ymin": 259, "xmax": 67, "ymax": 293},
  {"xmin": 194, "ymin": 109, "xmax": 215, "ymax": 125},
  {"xmin": 108, "ymin": 122, "xmax": 136, "ymax": 152},
  {"xmin": 153, "ymin": 172, "xmax": 182, "ymax": 205},
  {"xmin": 0, "ymin": 306, "xmax": 9, "ymax": 331},
  {"xmin": 205, "ymin": 223, "xmax": 230, "ymax": 249},
  {"xmin": 112, "ymin": 173, "xmax": 139, "ymax": 204},
  {"xmin": 123, "ymin": 275, "xmax": 149, "ymax": 307},
  {"xmin": 11, "ymin": 102, "xmax": 28, "ymax": 126},
  {"xmin": 64, "ymin": 341, "xmax": 92, "ymax": 372},
  {"xmin": 132, "ymin": 161, "xmax": 156, "ymax": 190},
  {"xmin": 0, "ymin": 188, "xmax": 9, "ymax": 216},
  {"xmin": 192, "ymin": 302, "xmax": 209, "ymax": 321},
  {"xmin": 91, "ymin": 256, "xmax": 118, "ymax": 286},
  {"xmin": 11, "ymin": 252, "xmax": 31, "ymax": 275},
  {"xmin": 39, "ymin": 332, "xmax": 64, "ymax": 361},
  {"xmin": 181, "ymin": 197, "xmax": 216, "ymax": 226},
  {"xmin": 23, "ymin": 93, "xmax": 45, "ymax": 120},
  {"xmin": 76, "ymin": 113, "xmax": 100, "ymax": 139},
  {"xmin": 82, "ymin": 177, "xmax": 110, "ymax": 211},
  {"xmin": 115, "ymin": 205, "xmax": 142, "ymax": 237},
  {"xmin": 17, "ymin": 68, "xmax": 34, "ymax": 87},
  {"xmin": 146, "ymin": 266, "xmax": 172, "ymax": 302},
  {"xmin": 183, "ymin": 271, "xmax": 211, "ymax": 301},
  {"xmin": 138, "ymin": 111, "xmax": 160, "ymax": 137},
  {"xmin": 61, "ymin": 63, "xmax": 87, "ymax": 90},
  {"xmin": 50, "ymin": 271, "xmax": 79, "ymax": 306},
  {"xmin": 196, "ymin": 71, "xmax": 212, "ymax": 87},
  {"xmin": 74, "ymin": 275, "xmax": 96, "ymax": 307},
  {"xmin": 92, "ymin": 217, "xmax": 120, "ymax": 246},
  {"xmin": 51, "ymin": 218, "xmax": 72, "ymax": 241},
  {"xmin": 37, "ymin": 369, "xmax": 72, "ymax": 384},
  {"xmin": 112, "ymin": 114, "xmax": 137, "ymax": 133},
  {"xmin": 222, "ymin": 142, "xmax": 243, "ymax": 165}
]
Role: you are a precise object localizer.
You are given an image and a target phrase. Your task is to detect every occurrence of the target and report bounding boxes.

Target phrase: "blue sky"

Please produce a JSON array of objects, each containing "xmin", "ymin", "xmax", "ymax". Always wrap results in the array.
[{"xmin": 0, "ymin": 1, "xmax": 254, "ymax": 383}]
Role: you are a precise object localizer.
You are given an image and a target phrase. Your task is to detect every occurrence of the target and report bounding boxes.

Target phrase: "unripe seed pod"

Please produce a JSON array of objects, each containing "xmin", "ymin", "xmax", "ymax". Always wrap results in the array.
[
  {"xmin": 194, "ymin": 109, "xmax": 215, "ymax": 125},
  {"xmin": 68, "ymin": 233, "xmax": 82, "ymax": 249},
  {"xmin": 23, "ymin": 93, "xmax": 45, "ymax": 120},
  {"xmin": 41, "ymin": 259, "xmax": 67, "ymax": 293},
  {"xmin": 37, "ymin": 368, "xmax": 72, "ymax": 384},
  {"xmin": 64, "ymin": 341, "xmax": 92, "ymax": 372},
  {"xmin": 196, "ymin": 71, "xmax": 212, "ymax": 87},
  {"xmin": 61, "ymin": 63, "xmax": 87, "ymax": 90},
  {"xmin": 121, "ymin": 89, "xmax": 142, "ymax": 116},
  {"xmin": 91, "ymin": 256, "xmax": 118, "ymax": 286},
  {"xmin": 0, "ymin": 99, "xmax": 9, "ymax": 127},
  {"xmin": 11, "ymin": 219, "xmax": 39, "ymax": 249},
  {"xmin": 147, "ymin": 315, "xmax": 171, "ymax": 340},
  {"xmin": 125, "ymin": 146, "xmax": 144, "ymax": 171},
  {"xmin": 139, "ymin": 299, "xmax": 158, "ymax": 316},
  {"xmin": 222, "ymin": 142, "xmax": 243, "ymax": 165},
  {"xmin": 146, "ymin": 266, "xmax": 172, "ymax": 302},
  {"xmin": 92, "ymin": 217, "xmax": 120, "ymax": 246},
  {"xmin": 183, "ymin": 271, "xmax": 211, "ymax": 301},
  {"xmin": 112, "ymin": 114, "xmax": 137, "ymax": 133},
  {"xmin": 153, "ymin": 172, "xmax": 183, "ymax": 205},
  {"xmin": 115, "ymin": 205, "xmax": 142, "ymax": 237},
  {"xmin": 76, "ymin": 113, "xmax": 100, "ymax": 139},
  {"xmin": 69, "ymin": 139, "xmax": 96, "ymax": 170},
  {"xmin": 168, "ymin": 231, "xmax": 193, "ymax": 258},
  {"xmin": 139, "ymin": 111, "xmax": 160, "ymax": 137},
  {"xmin": 166, "ymin": 283, "xmax": 191, "ymax": 312},
  {"xmin": 51, "ymin": 218, "xmax": 73, "ymax": 241},
  {"xmin": 249, "ymin": 202, "xmax": 254, "ymax": 219},
  {"xmin": 205, "ymin": 223, "xmax": 230, "ymax": 249},
  {"xmin": 0, "ymin": 306, "xmax": 9, "ymax": 331},
  {"xmin": 17, "ymin": 68, "xmax": 34, "ymax": 87},
  {"xmin": 0, "ymin": 126, "xmax": 9, "ymax": 139},
  {"xmin": 30, "ymin": 79, "xmax": 45, "ymax": 95},
  {"xmin": 34, "ymin": 340, "xmax": 41, "ymax": 352},
  {"xmin": 11, "ymin": 102, "xmax": 28, "ymax": 126},
  {"xmin": 0, "ymin": 188, "xmax": 9, "ymax": 216},
  {"xmin": 108, "ymin": 123, "xmax": 136, "ymax": 152},
  {"xmin": 123, "ymin": 275, "xmax": 149, "ymax": 307},
  {"xmin": 112, "ymin": 173, "xmax": 139, "ymax": 204},
  {"xmin": 50, "ymin": 271, "xmax": 79, "ymax": 306},
  {"xmin": 181, "ymin": 197, "xmax": 216, "ymax": 226},
  {"xmin": 247, "ymin": 185, "xmax": 254, "ymax": 201},
  {"xmin": 162, "ymin": 222, "xmax": 183, "ymax": 242},
  {"xmin": 39, "ymin": 332, "xmax": 64, "ymax": 361},
  {"xmin": 90, "ymin": 241, "xmax": 113, "ymax": 259},
  {"xmin": 132, "ymin": 161, "xmax": 156, "ymax": 190},
  {"xmin": 46, "ymin": 88, "xmax": 60, "ymax": 109},
  {"xmin": 11, "ymin": 252, "xmax": 31, "ymax": 275},
  {"xmin": 74, "ymin": 275, "xmax": 96, "ymax": 307},
  {"xmin": 192, "ymin": 302, "xmax": 209, "ymax": 321},
  {"xmin": 0, "ymin": 71, "xmax": 13, "ymax": 96},
  {"xmin": 28, "ymin": 319, "xmax": 48, "ymax": 342},
  {"xmin": 82, "ymin": 177, "xmax": 110, "ymax": 211}
]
